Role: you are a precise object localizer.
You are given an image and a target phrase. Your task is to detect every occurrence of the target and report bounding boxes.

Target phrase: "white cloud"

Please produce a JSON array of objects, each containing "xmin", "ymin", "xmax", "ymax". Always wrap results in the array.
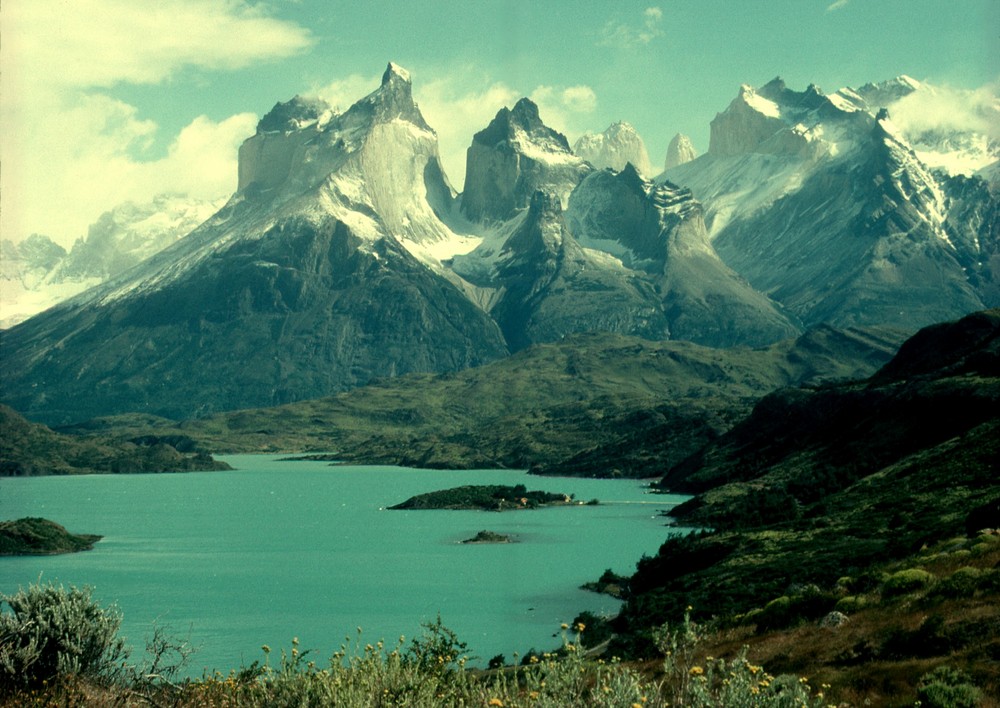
[
  {"xmin": 826, "ymin": 0, "xmax": 850, "ymax": 11},
  {"xmin": 2, "ymin": 95, "xmax": 258, "ymax": 247},
  {"xmin": 4, "ymin": 0, "xmax": 313, "ymax": 92},
  {"xmin": 314, "ymin": 73, "xmax": 386, "ymax": 113},
  {"xmin": 600, "ymin": 6, "xmax": 665, "ymax": 48},
  {"xmin": 889, "ymin": 82, "xmax": 1000, "ymax": 141},
  {"xmin": 0, "ymin": 0, "xmax": 312, "ymax": 246}
]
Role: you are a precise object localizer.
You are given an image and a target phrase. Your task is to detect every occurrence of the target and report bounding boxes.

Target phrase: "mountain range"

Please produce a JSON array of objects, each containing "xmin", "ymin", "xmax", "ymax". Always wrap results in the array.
[{"xmin": 1, "ymin": 64, "xmax": 996, "ymax": 425}]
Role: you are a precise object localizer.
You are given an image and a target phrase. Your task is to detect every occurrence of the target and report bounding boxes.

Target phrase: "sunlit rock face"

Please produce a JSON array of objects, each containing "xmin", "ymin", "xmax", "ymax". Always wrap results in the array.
[
  {"xmin": 461, "ymin": 98, "xmax": 591, "ymax": 223},
  {"xmin": 574, "ymin": 122, "xmax": 653, "ymax": 177}
]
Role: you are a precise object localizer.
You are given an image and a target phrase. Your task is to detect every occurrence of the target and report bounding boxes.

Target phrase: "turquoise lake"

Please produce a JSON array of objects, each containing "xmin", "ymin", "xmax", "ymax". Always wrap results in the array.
[{"xmin": 0, "ymin": 456, "xmax": 690, "ymax": 674}]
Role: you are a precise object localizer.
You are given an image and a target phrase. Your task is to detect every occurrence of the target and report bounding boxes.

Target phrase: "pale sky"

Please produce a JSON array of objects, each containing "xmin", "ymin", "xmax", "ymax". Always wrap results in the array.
[{"xmin": 1, "ymin": 0, "xmax": 997, "ymax": 247}]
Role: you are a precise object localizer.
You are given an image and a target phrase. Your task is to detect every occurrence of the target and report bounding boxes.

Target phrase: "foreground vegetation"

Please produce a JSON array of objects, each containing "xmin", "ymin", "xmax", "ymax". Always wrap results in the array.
[{"xmin": 1, "ymin": 582, "xmax": 842, "ymax": 707}]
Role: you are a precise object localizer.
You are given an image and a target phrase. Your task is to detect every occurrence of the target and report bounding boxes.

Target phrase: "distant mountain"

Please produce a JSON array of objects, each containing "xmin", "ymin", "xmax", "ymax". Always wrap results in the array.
[
  {"xmin": 565, "ymin": 164, "xmax": 798, "ymax": 346},
  {"xmin": 663, "ymin": 133, "xmax": 697, "ymax": 171},
  {"xmin": 460, "ymin": 98, "xmax": 591, "ymax": 222},
  {"xmin": 0, "ymin": 195, "xmax": 223, "ymax": 329},
  {"xmin": 2, "ymin": 65, "xmax": 994, "ymax": 425},
  {"xmin": 573, "ymin": 121, "xmax": 654, "ymax": 176},
  {"xmin": 665, "ymin": 77, "xmax": 998, "ymax": 331},
  {"xmin": 1, "ymin": 64, "xmax": 509, "ymax": 424}
]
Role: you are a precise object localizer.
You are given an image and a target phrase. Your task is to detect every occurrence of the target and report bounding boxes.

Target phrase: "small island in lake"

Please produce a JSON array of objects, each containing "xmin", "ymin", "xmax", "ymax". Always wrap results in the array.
[
  {"xmin": 0, "ymin": 518, "xmax": 102, "ymax": 555},
  {"xmin": 462, "ymin": 530, "xmax": 513, "ymax": 544},
  {"xmin": 389, "ymin": 484, "xmax": 579, "ymax": 511}
]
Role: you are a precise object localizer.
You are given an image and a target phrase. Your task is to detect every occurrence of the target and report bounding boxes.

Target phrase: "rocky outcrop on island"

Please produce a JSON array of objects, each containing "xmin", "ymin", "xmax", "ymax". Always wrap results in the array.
[
  {"xmin": 461, "ymin": 530, "xmax": 513, "ymax": 544},
  {"xmin": 0, "ymin": 518, "xmax": 101, "ymax": 555},
  {"xmin": 389, "ymin": 484, "xmax": 574, "ymax": 511}
]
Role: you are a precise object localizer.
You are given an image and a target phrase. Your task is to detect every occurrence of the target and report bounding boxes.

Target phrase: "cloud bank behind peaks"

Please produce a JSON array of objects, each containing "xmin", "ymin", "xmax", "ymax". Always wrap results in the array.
[{"xmin": 0, "ymin": 0, "xmax": 313, "ymax": 246}]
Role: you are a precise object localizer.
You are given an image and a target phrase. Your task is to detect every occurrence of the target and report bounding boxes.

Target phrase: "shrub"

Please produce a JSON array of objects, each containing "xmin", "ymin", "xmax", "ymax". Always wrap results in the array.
[
  {"xmin": 835, "ymin": 595, "xmax": 866, "ymax": 613},
  {"xmin": 0, "ymin": 582, "xmax": 128, "ymax": 693},
  {"xmin": 916, "ymin": 666, "xmax": 982, "ymax": 708},
  {"xmin": 930, "ymin": 567, "xmax": 982, "ymax": 600},
  {"xmin": 882, "ymin": 568, "xmax": 934, "ymax": 597}
]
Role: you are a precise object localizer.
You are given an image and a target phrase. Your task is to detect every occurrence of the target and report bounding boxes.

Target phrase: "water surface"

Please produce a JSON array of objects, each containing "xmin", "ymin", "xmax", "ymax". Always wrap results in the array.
[{"xmin": 0, "ymin": 456, "xmax": 689, "ymax": 673}]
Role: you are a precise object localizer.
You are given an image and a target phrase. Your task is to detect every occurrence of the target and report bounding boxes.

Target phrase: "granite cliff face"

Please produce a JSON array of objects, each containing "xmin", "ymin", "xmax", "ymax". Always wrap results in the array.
[
  {"xmin": 573, "ymin": 122, "xmax": 653, "ymax": 176},
  {"xmin": 460, "ymin": 98, "xmax": 591, "ymax": 223},
  {"xmin": 664, "ymin": 133, "xmax": 697, "ymax": 171},
  {"xmin": 567, "ymin": 164, "xmax": 798, "ymax": 346},
  {"xmin": 475, "ymin": 190, "xmax": 669, "ymax": 351}
]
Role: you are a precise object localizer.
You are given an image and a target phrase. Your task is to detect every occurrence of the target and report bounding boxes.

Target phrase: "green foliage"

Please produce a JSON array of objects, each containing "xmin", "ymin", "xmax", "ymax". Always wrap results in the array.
[
  {"xmin": 653, "ymin": 610, "xmax": 828, "ymax": 708},
  {"xmin": 929, "ymin": 567, "xmax": 982, "ymax": 600},
  {"xmin": 402, "ymin": 614, "xmax": 469, "ymax": 677},
  {"xmin": 0, "ymin": 582, "xmax": 128, "ymax": 693},
  {"xmin": 882, "ymin": 568, "xmax": 935, "ymax": 598},
  {"xmin": 916, "ymin": 666, "xmax": 982, "ymax": 708}
]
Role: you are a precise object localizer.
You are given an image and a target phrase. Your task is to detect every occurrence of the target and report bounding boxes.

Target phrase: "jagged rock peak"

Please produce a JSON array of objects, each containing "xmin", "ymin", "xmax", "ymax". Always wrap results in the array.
[
  {"xmin": 257, "ymin": 95, "xmax": 332, "ymax": 133},
  {"xmin": 462, "ymin": 98, "xmax": 589, "ymax": 222},
  {"xmin": 382, "ymin": 61, "xmax": 411, "ymax": 86},
  {"xmin": 573, "ymin": 121, "xmax": 653, "ymax": 176},
  {"xmin": 664, "ymin": 133, "xmax": 697, "ymax": 171},
  {"xmin": 473, "ymin": 98, "xmax": 572, "ymax": 153},
  {"xmin": 353, "ymin": 61, "xmax": 431, "ymax": 132}
]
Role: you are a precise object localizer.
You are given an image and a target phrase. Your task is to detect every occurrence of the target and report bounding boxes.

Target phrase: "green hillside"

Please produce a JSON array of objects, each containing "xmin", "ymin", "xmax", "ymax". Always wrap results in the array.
[{"xmin": 60, "ymin": 326, "xmax": 904, "ymax": 475}]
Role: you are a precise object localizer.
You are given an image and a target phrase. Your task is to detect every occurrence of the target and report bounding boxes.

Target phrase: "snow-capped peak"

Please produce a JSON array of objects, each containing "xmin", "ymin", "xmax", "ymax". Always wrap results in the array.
[
  {"xmin": 382, "ymin": 61, "xmax": 411, "ymax": 85},
  {"xmin": 573, "ymin": 121, "xmax": 653, "ymax": 176}
]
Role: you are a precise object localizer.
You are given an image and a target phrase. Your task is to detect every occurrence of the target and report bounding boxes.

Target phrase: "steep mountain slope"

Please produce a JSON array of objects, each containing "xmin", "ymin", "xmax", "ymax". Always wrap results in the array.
[
  {"xmin": 0, "ymin": 64, "xmax": 509, "ymax": 425},
  {"xmin": 566, "ymin": 165, "xmax": 798, "ymax": 346},
  {"xmin": 610, "ymin": 309, "xmax": 1000, "ymax": 664},
  {"xmin": 665, "ymin": 77, "xmax": 998, "ymax": 330},
  {"xmin": 660, "ymin": 309, "xmax": 999, "ymax": 524},
  {"xmin": 476, "ymin": 190, "xmax": 669, "ymax": 350}
]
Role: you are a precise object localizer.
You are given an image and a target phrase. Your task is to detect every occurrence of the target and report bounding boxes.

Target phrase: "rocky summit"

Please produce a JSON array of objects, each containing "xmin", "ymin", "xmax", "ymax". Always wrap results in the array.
[
  {"xmin": 665, "ymin": 76, "xmax": 999, "ymax": 331},
  {"xmin": 1, "ymin": 64, "xmax": 997, "ymax": 425}
]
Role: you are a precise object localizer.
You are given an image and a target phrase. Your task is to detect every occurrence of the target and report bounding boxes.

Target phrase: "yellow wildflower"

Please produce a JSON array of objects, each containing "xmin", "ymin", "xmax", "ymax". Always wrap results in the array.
[
  {"xmin": 689, "ymin": 666, "xmax": 704, "ymax": 676},
  {"xmin": 488, "ymin": 699, "xmax": 504, "ymax": 707},
  {"xmin": 576, "ymin": 622, "xmax": 586, "ymax": 632}
]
